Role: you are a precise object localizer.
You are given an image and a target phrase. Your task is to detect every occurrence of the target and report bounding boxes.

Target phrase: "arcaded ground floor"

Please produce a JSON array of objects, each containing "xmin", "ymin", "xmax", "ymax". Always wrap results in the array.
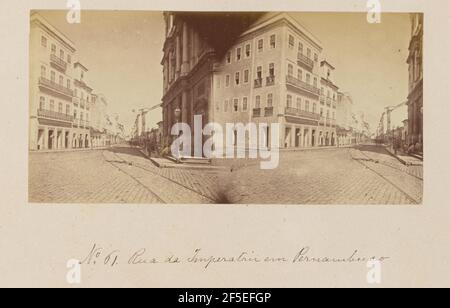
[{"xmin": 31, "ymin": 124, "xmax": 91, "ymax": 151}]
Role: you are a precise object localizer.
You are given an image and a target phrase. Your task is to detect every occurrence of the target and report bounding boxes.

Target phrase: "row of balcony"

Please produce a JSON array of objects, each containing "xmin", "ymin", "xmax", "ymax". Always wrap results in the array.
[
  {"xmin": 37, "ymin": 109, "xmax": 92, "ymax": 128},
  {"xmin": 253, "ymin": 107, "xmax": 274, "ymax": 118},
  {"xmin": 50, "ymin": 54, "xmax": 68, "ymax": 72},
  {"xmin": 254, "ymin": 76, "xmax": 276, "ymax": 88},
  {"xmin": 286, "ymin": 75, "xmax": 320, "ymax": 96},
  {"xmin": 297, "ymin": 53, "xmax": 315, "ymax": 71},
  {"xmin": 319, "ymin": 118, "xmax": 337, "ymax": 127},
  {"xmin": 285, "ymin": 107, "xmax": 320, "ymax": 121},
  {"xmin": 39, "ymin": 77, "xmax": 74, "ymax": 98},
  {"xmin": 38, "ymin": 109, "xmax": 73, "ymax": 123},
  {"xmin": 72, "ymin": 97, "xmax": 90, "ymax": 110},
  {"xmin": 320, "ymin": 96, "xmax": 337, "ymax": 108}
]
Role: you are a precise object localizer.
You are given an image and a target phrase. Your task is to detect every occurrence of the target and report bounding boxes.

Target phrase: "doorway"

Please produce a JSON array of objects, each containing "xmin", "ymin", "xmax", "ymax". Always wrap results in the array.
[
  {"xmin": 48, "ymin": 130, "xmax": 54, "ymax": 150},
  {"xmin": 295, "ymin": 129, "xmax": 301, "ymax": 147}
]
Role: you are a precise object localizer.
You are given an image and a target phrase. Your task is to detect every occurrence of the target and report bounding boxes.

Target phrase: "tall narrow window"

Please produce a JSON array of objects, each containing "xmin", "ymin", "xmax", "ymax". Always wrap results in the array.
[
  {"xmin": 59, "ymin": 76, "xmax": 64, "ymax": 86},
  {"xmin": 236, "ymin": 48, "xmax": 242, "ymax": 61},
  {"xmin": 306, "ymin": 74, "xmax": 311, "ymax": 84},
  {"xmin": 269, "ymin": 63, "xmax": 275, "ymax": 77},
  {"xmin": 51, "ymin": 44, "xmax": 56, "ymax": 55},
  {"xmin": 224, "ymin": 100, "xmax": 229, "ymax": 112},
  {"xmin": 287, "ymin": 95, "xmax": 293, "ymax": 108},
  {"xmin": 313, "ymin": 77, "xmax": 318, "ymax": 88},
  {"xmin": 41, "ymin": 36, "xmax": 47, "ymax": 48},
  {"xmin": 298, "ymin": 43, "xmax": 304, "ymax": 54},
  {"xmin": 314, "ymin": 53, "xmax": 319, "ymax": 62},
  {"xmin": 243, "ymin": 97, "xmax": 248, "ymax": 111},
  {"xmin": 39, "ymin": 97, "xmax": 45, "ymax": 110},
  {"xmin": 267, "ymin": 94, "xmax": 273, "ymax": 107},
  {"xmin": 235, "ymin": 72, "xmax": 240, "ymax": 85},
  {"xmin": 297, "ymin": 69, "xmax": 303, "ymax": 80},
  {"xmin": 226, "ymin": 52, "xmax": 231, "ymax": 64},
  {"xmin": 41, "ymin": 66, "xmax": 46, "ymax": 78},
  {"xmin": 51, "ymin": 71, "xmax": 56, "ymax": 83},
  {"xmin": 307, "ymin": 48, "xmax": 312, "ymax": 59},
  {"xmin": 60, "ymin": 49, "xmax": 64, "ymax": 60},
  {"xmin": 288, "ymin": 64, "xmax": 294, "ymax": 77},
  {"xmin": 245, "ymin": 44, "xmax": 251, "ymax": 58},
  {"xmin": 66, "ymin": 105, "xmax": 70, "ymax": 115},
  {"xmin": 58, "ymin": 102, "xmax": 63, "ymax": 113},
  {"xmin": 305, "ymin": 100, "xmax": 310, "ymax": 112},
  {"xmin": 297, "ymin": 98, "xmax": 302, "ymax": 110},
  {"xmin": 233, "ymin": 99, "xmax": 239, "ymax": 112},
  {"xmin": 67, "ymin": 55, "xmax": 72, "ymax": 64},
  {"xmin": 226, "ymin": 75, "xmax": 230, "ymax": 87},
  {"xmin": 257, "ymin": 66, "xmax": 262, "ymax": 79},
  {"xmin": 67, "ymin": 80, "xmax": 71, "ymax": 89},
  {"xmin": 258, "ymin": 39, "xmax": 264, "ymax": 52},
  {"xmin": 50, "ymin": 100, "xmax": 55, "ymax": 111},
  {"xmin": 244, "ymin": 70, "xmax": 250, "ymax": 83},
  {"xmin": 289, "ymin": 35, "xmax": 295, "ymax": 49},
  {"xmin": 255, "ymin": 96, "xmax": 261, "ymax": 108},
  {"xmin": 313, "ymin": 103, "xmax": 317, "ymax": 114},
  {"xmin": 270, "ymin": 35, "xmax": 276, "ymax": 48}
]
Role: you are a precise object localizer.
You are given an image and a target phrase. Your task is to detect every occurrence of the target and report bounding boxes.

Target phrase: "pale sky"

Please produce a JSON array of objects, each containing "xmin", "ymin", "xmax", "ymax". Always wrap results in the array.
[
  {"xmin": 291, "ymin": 12, "xmax": 411, "ymax": 131},
  {"xmin": 38, "ymin": 11, "xmax": 411, "ymax": 133}
]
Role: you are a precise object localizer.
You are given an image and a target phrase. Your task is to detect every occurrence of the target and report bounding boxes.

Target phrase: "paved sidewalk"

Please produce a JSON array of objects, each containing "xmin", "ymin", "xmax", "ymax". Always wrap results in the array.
[{"xmin": 105, "ymin": 147, "xmax": 224, "ymax": 203}]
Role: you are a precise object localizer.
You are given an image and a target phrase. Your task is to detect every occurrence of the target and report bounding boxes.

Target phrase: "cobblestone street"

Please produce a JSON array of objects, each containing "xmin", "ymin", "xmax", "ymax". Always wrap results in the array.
[
  {"xmin": 222, "ymin": 145, "xmax": 423, "ymax": 205},
  {"xmin": 29, "ymin": 145, "xmax": 423, "ymax": 205},
  {"xmin": 29, "ymin": 146, "xmax": 221, "ymax": 204}
]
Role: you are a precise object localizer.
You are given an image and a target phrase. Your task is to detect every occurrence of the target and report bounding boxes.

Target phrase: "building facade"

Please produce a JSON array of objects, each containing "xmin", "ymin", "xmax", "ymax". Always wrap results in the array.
[
  {"xmin": 406, "ymin": 13, "xmax": 423, "ymax": 152},
  {"xmin": 29, "ymin": 13, "xmax": 118, "ymax": 151},
  {"xmin": 162, "ymin": 13, "xmax": 340, "ymax": 154},
  {"xmin": 336, "ymin": 92, "xmax": 356, "ymax": 146},
  {"xmin": 29, "ymin": 13, "xmax": 78, "ymax": 151}
]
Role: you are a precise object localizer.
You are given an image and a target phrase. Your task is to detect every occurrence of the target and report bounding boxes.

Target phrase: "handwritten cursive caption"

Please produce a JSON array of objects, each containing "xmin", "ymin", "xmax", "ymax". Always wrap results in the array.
[{"xmin": 79, "ymin": 244, "xmax": 389, "ymax": 270}]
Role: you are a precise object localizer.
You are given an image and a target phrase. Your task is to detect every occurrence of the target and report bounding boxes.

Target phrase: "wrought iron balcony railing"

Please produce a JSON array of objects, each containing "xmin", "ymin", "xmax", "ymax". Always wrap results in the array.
[
  {"xmin": 38, "ymin": 109, "xmax": 73, "ymax": 123},
  {"xmin": 253, "ymin": 108, "xmax": 261, "ymax": 118},
  {"xmin": 266, "ymin": 75, "xmax": 276, "ymax": 86},
  {"xmin": 285, "ymin": 107, "xmax": 320, "ymax": 121},
  {"xmin": 265, "ymin": 107, "xmax": 274, "ymax": 117},
  {"xmin": 39, "ymin": 77, "xmax": 74, "ymax": 97},
  {"xmin": 254, "ymin": 78, "xmax": 263, "ymax": 88},
  {"xmin": 50, "ymin": 54, "xmax": 67, "ymax": 71},
  {"xmin": 286, "ymin": 75, "xmax": 320, "ymax": 96},
  {"xmin": 297, "ymin": 53, "xmax": 314, "ymax": 71}
]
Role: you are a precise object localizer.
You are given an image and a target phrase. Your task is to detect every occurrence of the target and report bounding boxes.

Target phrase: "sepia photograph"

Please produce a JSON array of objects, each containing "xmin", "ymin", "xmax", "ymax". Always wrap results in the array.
[{"xmin": 28, "ymin": 10, "xmax": 423, "ymax": 205}]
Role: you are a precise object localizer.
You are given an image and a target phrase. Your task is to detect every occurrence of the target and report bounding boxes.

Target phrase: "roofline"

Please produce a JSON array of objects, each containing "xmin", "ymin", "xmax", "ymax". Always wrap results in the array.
[
  {"xmin": 241, "ymin": 13, "xmax": 323, "ymax": 51},
  {"xmin": 321, "ymin": 60, "xmax": 335, "ymax": 70},
  {"xmin": 75, "ymin": 62, "xmax": 89, "ymax": 72},
  {"xmin": 30, "ymin": 12, "xmax": 76, "ymax": 52}
]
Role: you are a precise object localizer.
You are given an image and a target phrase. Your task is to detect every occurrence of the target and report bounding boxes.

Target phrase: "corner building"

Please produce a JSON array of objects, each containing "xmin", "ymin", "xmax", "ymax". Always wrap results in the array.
[{"xmin": 162, "ymin": 13, "xmax": 338, "ymax": 152}]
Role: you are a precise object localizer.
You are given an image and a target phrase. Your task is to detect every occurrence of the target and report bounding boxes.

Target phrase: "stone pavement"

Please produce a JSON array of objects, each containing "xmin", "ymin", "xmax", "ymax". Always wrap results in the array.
[
  {"xmin": 222, "ymin": 146, "xmax": 423, "ymax": 205},
  {"xmin": 29, "ymin": 145, "xmax": 423, "ymax": 205},
  {"xmin": 29, "ymin": 147, "xmax": 221, "ymax": 204}
]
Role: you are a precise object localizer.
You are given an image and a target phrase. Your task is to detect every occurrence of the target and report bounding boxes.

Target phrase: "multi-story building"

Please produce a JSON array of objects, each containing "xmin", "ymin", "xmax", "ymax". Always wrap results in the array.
[
  {"xmin": 336, "ymin": 92, "xmax": 355, "ymax": 146},
  {"xmin": 90, "ymin": 93, "xmax": 109, "ymax": 147},
  {"xmin": 319, "ymin": 60, "xmax": 338, "ymax": 146},
  {"xmin": 72, "ymin": 62, "xmax": 92, "ymax": 148},
  {"xmin": 406, "ymin": 13, "xmax": 423, "ymax": 152},
  {"xmin": 29, "ymin": 13, "xmax": 94, "ymax": 151},
  {"xmin": 29, "ymin": 13, "xmax": 77, "ymax": 151},
  {"xmin": 161, "ymin": 12, "xmax": 340, "ymax": 153}
]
